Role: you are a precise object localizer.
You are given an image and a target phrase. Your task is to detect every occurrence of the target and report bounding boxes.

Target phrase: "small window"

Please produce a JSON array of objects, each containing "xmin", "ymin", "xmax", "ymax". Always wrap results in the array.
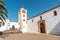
[
  {"xmin": 53, "ymin": 11, "xmax": 57, "ymax": 16},
  {"xmin": 32, "ymin": 19, "xmax": 33, "ymax": 22},
  {"xmin": 23, "ymin": 15, "xmax": 25, "ymax": 17},
  {"xmin": 23, "ymin": 19, "xmax": 25, "ymax": 21},
  {"xmin": 22, "ymin": 10, "xmax": 25, "ymax": 13}
]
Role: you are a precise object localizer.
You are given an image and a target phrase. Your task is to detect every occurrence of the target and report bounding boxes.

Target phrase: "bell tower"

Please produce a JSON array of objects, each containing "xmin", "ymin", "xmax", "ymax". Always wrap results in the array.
[{"xmin": 18, "ymin": 7, "xmax": 27, "ymax": 33}]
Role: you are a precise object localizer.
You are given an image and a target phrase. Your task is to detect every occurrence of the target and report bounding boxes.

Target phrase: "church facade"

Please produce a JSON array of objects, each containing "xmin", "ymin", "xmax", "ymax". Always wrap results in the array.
[
  {"xmin": 0, "ymin": 5, "xmax": 60, "ymax": 35},
  {"xmin": 27, "ymin": 5, "xmax": 60, "ymax": 35}
]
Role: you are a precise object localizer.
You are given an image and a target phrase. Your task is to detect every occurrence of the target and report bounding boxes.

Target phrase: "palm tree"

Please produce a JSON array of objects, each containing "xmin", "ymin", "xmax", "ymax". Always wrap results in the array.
[{"xmin": 0, "ymin": 0, "xmax": 8, "ymax": 22}]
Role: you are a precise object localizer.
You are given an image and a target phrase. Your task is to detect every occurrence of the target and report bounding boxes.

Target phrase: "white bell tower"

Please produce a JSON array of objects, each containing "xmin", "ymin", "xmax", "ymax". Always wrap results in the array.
[{"xmin": 18, "ymin": 7, "xmax": 27, "ymax": 33}]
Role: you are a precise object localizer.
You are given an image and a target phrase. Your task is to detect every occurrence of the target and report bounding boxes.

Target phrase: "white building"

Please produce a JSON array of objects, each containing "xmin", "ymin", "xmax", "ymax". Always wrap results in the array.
[
  {"xmin": 27, "ymin": 5, "xmax": 60, "ymax": 35},
  {"xmin": 0, "ymin": 5, "xmax": 60, "ymax": 35}
]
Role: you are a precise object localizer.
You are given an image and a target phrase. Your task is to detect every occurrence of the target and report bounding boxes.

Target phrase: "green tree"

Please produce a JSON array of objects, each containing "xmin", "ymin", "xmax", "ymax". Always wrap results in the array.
[{"xmin": 0, "ymin": 0, "xmax": 8, "ymax": 22}]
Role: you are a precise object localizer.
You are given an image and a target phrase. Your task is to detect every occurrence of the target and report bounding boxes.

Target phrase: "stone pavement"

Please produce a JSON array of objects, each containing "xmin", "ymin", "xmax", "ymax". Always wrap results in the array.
[{"xmin": 0, "ymin": 33, "xmax": 60, "ymax": 40}]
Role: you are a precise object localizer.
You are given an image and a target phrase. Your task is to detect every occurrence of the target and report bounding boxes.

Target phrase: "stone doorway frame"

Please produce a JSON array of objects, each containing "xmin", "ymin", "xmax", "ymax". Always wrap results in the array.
[{"xmin": 38, "ymin": 16, "xmax": 46, "ymax": 33}]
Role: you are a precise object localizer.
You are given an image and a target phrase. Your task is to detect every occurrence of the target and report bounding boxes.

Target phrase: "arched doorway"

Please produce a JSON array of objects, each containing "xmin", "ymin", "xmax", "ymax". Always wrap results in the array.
[
  {"xmin": 38, "ymin": 16, "xmax": 46, "ymax": 33},
  {"xmin": 12, "ymin": 25, "xmax": 15, "ymax": 30},
  {"xmin": 40, "ymin": 23, "xmax": 46, "ymax": 33}
]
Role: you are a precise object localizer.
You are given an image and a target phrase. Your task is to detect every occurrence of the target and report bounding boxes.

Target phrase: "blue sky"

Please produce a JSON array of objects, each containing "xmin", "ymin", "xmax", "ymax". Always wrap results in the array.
[{"xmin": 4, "ymin": 0, "xmax": 60, "ymax": 21}]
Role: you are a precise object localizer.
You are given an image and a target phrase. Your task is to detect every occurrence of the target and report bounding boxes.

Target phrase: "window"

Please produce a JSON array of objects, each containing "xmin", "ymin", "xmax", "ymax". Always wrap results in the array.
[
  {"xmin": 22, "ymin": 10, "xmax": 25, "ymax": 13},
  {"xmin": 53, "ymin": 11, "xmax": 57, "ymax": 16},
  {"xmin": 32, "ymin": 19, "xmax": 33, "ymax": 22},
  {"xmin": 23, "ymin": 15, "xmax": 25, "ymax": 17},
  {"xmin": 23, "ymin": 19, "xmax": 25, "ymax": 21}
]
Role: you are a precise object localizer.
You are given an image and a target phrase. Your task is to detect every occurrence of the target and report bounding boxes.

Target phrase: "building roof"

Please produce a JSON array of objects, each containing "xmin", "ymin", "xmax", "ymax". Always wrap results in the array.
[{"xmin": 28, "ymin": 4, "xmax": 60, "ymax": 20}]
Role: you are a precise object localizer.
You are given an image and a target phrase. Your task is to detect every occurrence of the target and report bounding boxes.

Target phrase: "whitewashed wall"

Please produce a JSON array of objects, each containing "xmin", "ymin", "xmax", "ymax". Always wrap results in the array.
[
  {"xmin": 7, "ymin": 22, "xmax": 20, "ymax": 30},
  {"xmin": 0, "ymin": 19, "xmax": 20, "ymax": 31},
  {"xmin": 27, "ymin": 6, "xmax": 60, "ymax": 35},
  {"xmin": 0, "ymin": 19, "xmax": 10, "ymax": 31}
]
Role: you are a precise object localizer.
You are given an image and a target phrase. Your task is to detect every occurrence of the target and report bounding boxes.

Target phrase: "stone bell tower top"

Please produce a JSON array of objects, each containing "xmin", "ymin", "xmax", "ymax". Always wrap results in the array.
[{"xmin": 19, "ymin": 6, "xmax": 27, "ymax": 14}]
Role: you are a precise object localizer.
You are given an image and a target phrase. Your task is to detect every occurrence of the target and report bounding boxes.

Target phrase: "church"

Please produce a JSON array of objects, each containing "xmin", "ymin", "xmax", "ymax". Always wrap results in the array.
[
  {"xmin": 27, "ymin": 5, "xmax": 60, "ymax": 35},
  {"xmin": 0, "ymin": 5, "xmax": 60, "ymax": 35}
]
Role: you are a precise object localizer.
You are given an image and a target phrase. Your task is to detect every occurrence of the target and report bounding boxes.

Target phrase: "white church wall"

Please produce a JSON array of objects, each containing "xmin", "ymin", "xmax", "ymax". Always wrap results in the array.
[
  {"xmin": 8, "ymin": 22, "xmax": 20, "ymax": 30},
  {"xmin": 42, "ymin": 7, "xmax": 60, "ymax": 34},
  {"xmin": 27, "ymin": 6, "xmax": 60, "ymax": 35},
  {"xmin": 0, "ymin": 19, "xmax": 20, "ymax": 32},
  {"xmin": 0, "ymin": 19, "xmax": 9, "ymax": 31},
  {"xmin": 27, "ymin": 16, "xmax": 40, "ymax": 33}
]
